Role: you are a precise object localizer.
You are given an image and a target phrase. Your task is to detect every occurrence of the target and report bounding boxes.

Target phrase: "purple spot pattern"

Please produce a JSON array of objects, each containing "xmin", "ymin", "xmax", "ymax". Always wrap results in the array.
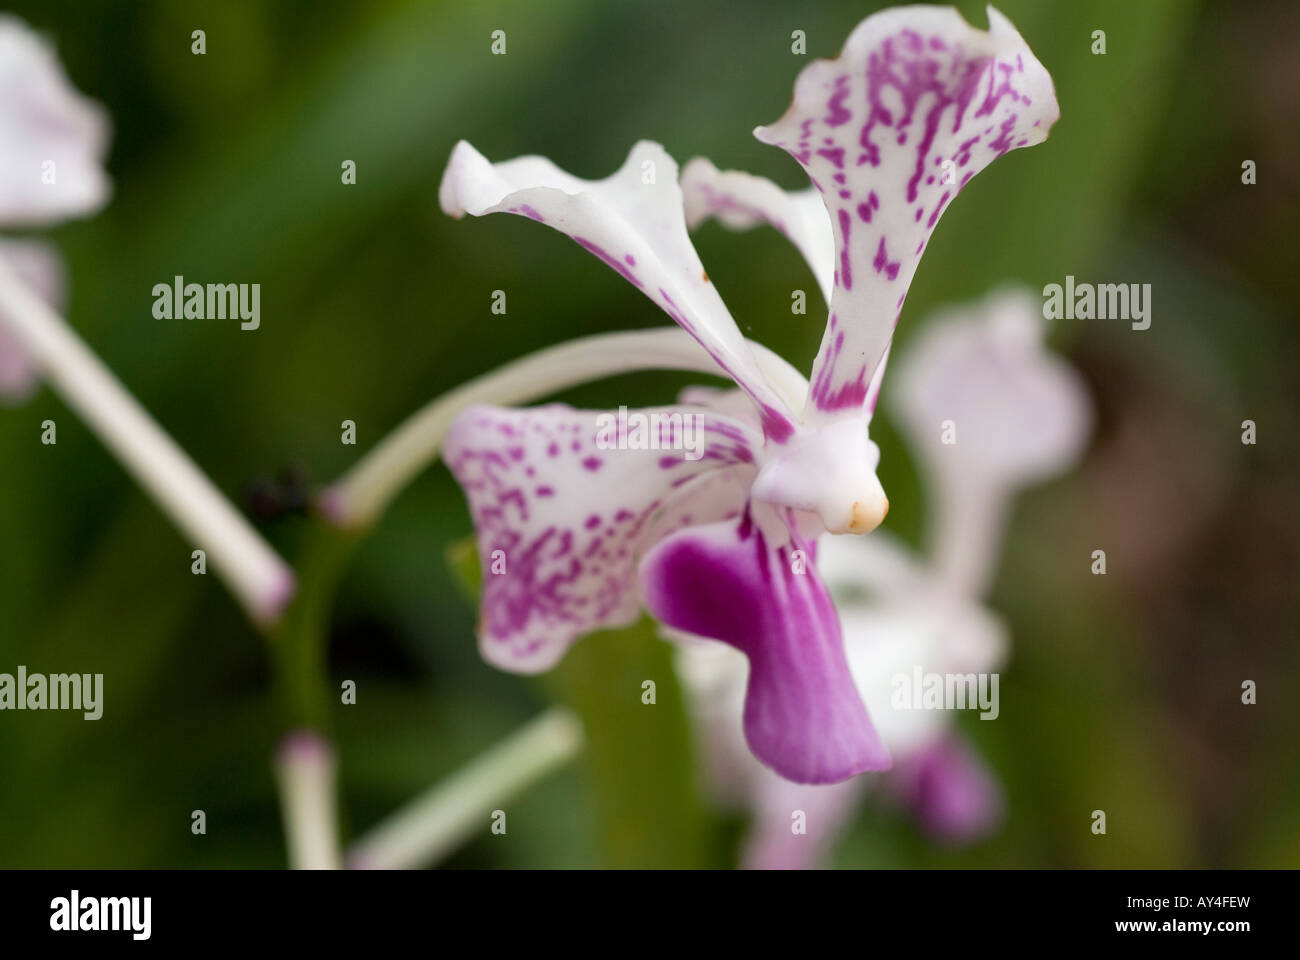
[
  {"xmin": 443, "ymin": 402, "xmax": 759, "ymax": 667},
  {"xmin": 759, "ymin": 16, "xmax": 1057, "ymax": 415}
]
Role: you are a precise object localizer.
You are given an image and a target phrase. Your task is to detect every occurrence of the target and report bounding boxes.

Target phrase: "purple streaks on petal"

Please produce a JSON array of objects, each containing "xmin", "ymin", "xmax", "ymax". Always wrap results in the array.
[
  {"xmin": 572, "ymin": 236, "xmax": 644, "ymax": 289},
  {"xmin": 837, "ymin": 208, "xmax": 853, "ymax": 290}
]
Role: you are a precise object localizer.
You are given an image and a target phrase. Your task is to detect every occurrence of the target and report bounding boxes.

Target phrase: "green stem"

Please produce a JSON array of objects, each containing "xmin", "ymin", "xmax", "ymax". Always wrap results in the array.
[{"xmin": 269, "ymin": 520, "xmax": 360, "ymax": 732}]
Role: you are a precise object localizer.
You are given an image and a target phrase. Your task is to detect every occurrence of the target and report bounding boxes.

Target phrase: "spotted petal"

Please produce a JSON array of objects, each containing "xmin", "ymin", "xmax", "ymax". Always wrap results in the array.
[
  {"xmin": 640, "ymin": 509, "xmax": 890, "ymax": 784},
  {"xmin": 440, "ymin": 141, "xmax": 798, "ymax": 442},
  {"xmin": 679, "ymin": 159, "xmax": 900, "ymax": 419},
  {"xmin": 755, "ymin": 5, "xmax": 1059, "ymax": 422},
  {"xmin": 0, "ymin": 15, "xmax": 111, "ymax": 226},
  {"xmin": 443, "ymin": 402, "xmax": 758, "ymax": 672}
]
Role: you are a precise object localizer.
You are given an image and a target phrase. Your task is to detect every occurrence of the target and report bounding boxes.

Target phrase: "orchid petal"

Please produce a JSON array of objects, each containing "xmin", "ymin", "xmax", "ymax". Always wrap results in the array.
[
  {"xmin": 439, "ymin": 141, "xmax": 799, "ymax": 441},
  {"xmin": 640, "ymin": 510, "xmax": 890, "ymax": 784},
  {"xmin": 891, "ymin": 733, "xmax": 1003, "ymax": 844},
  {"xmin": 0, "ymin": 238, "xmax": 63, "ymax": 402},
  {"xmin": 0, "ymin": 15, "xmax": 111, "ymax": 226},
  {"xmin": 443, "ymin": 402, "xmax": 756, "ymax": 672},
  {"xmin": 754, "ymin": 5, "xmax": 1059, "ymax": 422},
  {"xmin": 893, "ymin": 286, "xmax": 1091, "ymax": 489},
  {"xmin": 681, "ymin": 157, "xmax": 835, "ymax": 304}
]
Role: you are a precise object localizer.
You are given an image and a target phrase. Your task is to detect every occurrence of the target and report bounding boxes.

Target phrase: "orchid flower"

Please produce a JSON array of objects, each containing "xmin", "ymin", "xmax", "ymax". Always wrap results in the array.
[
  {"xmin": 436, "ymin": 5, "xmax": 1058, "ymax": 784},
  {"xmin": 675, "ymin": 287, "xmax": 1092, "ymax": 868},
  {"xmin": 0, "ymin": 15, "xmax": 110, "ymax": 403}
]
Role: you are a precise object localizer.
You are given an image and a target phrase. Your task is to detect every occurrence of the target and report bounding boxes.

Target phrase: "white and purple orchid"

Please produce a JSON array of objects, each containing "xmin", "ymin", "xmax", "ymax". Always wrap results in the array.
[
  {"xmin": 436, "ymin": 5, "xmax": 1059, "ymax": 784},
  {"xmin": 0, "ymin": 15, "xmax": 110, "ymax": 403},
  {"xmin": 676, "ymin": 287, "xmax": 1092, "ymax": 868}
]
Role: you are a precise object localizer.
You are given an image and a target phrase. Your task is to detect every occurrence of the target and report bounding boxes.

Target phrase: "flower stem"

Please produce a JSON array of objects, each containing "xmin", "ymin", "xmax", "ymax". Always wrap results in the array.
[
  {"xmin": 0, "ymin": 259, "xmax": 295, "ymax": 627},
  {"xmin": 275, "ymin": 730, "xmax": 342, "ymax": 869},
  {"xmin": 319, "ymin": 327, "xmax": 808, "ymax": 530},
  {"xmin": 928, "ymin": 476, "xmax": 1010, "ymax": 600},
  {"xmin": 346, "ymin": 707, "xmax": 584, "ymax": 869}
]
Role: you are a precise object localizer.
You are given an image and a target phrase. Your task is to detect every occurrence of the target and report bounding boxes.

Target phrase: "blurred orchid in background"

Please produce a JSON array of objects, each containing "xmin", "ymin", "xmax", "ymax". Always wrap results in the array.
[
  {"xmin": 675, "ymin": 287, "xmax": 1092, "ymax": 868},
  {"xmin": 436, "ymin": 5, "xmax": 1059, "ymax": 784},
  {"xmin": 0, "ymin": 14, "xmax": 110, "ymax": 402}
]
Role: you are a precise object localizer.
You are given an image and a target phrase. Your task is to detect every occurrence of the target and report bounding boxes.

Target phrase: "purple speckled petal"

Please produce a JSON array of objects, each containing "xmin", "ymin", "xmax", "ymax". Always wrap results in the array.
[
  {"xmin": 890, "ymin": 733, "xmax": 1003, "ymax": 844},
  {"xmin": 444, "ymin": 402, "xmax": 757, "ymax": 672},
  {"xmin": 754, "ymin": 5, "xmax": 1059, "ymax": 423},
  {"xmin": 0, "ymin": 238, "xmax": 64, "ymax": 403},
  {"xmin": 439, "ymin": 141, "xmax": 799, "ymax": 442},
  {"xmin": 639, "ymin": 509, "xmax": 890, "ymax": 784},
  {"xmin": 681, "ymin": 157, "xmax": 835, "ymax": 304}
]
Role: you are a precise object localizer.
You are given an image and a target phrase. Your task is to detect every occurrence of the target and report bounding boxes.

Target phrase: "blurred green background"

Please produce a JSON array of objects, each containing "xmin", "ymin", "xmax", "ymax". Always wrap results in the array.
[{"xmin": 0, "ymin": 0, "xmax": 1296, "ymax": 868}]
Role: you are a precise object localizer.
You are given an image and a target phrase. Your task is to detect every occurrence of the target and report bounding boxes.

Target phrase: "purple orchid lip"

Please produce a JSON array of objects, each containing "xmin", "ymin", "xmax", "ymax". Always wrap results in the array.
[
  {"xmin": 435, "ymin": 4, "xmax": 1059, "ymax": 785},
  {"xmin": 641, "ymin": 508, "xmax": 890, "ymax": 784}
]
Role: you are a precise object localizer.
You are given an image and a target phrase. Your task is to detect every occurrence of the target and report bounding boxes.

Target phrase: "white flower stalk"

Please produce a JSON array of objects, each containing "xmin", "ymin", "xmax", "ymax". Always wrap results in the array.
[
  {"xmin": 347, "ymin": 707, "xmax": 583, "ymax": 869},
  {"xmin": 275, "ymin": 731, "xmax": 342, "ymax": 870},
  {"xmin": 0, "ymin": 259, "xmax": 295, "ymax": 624}
]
